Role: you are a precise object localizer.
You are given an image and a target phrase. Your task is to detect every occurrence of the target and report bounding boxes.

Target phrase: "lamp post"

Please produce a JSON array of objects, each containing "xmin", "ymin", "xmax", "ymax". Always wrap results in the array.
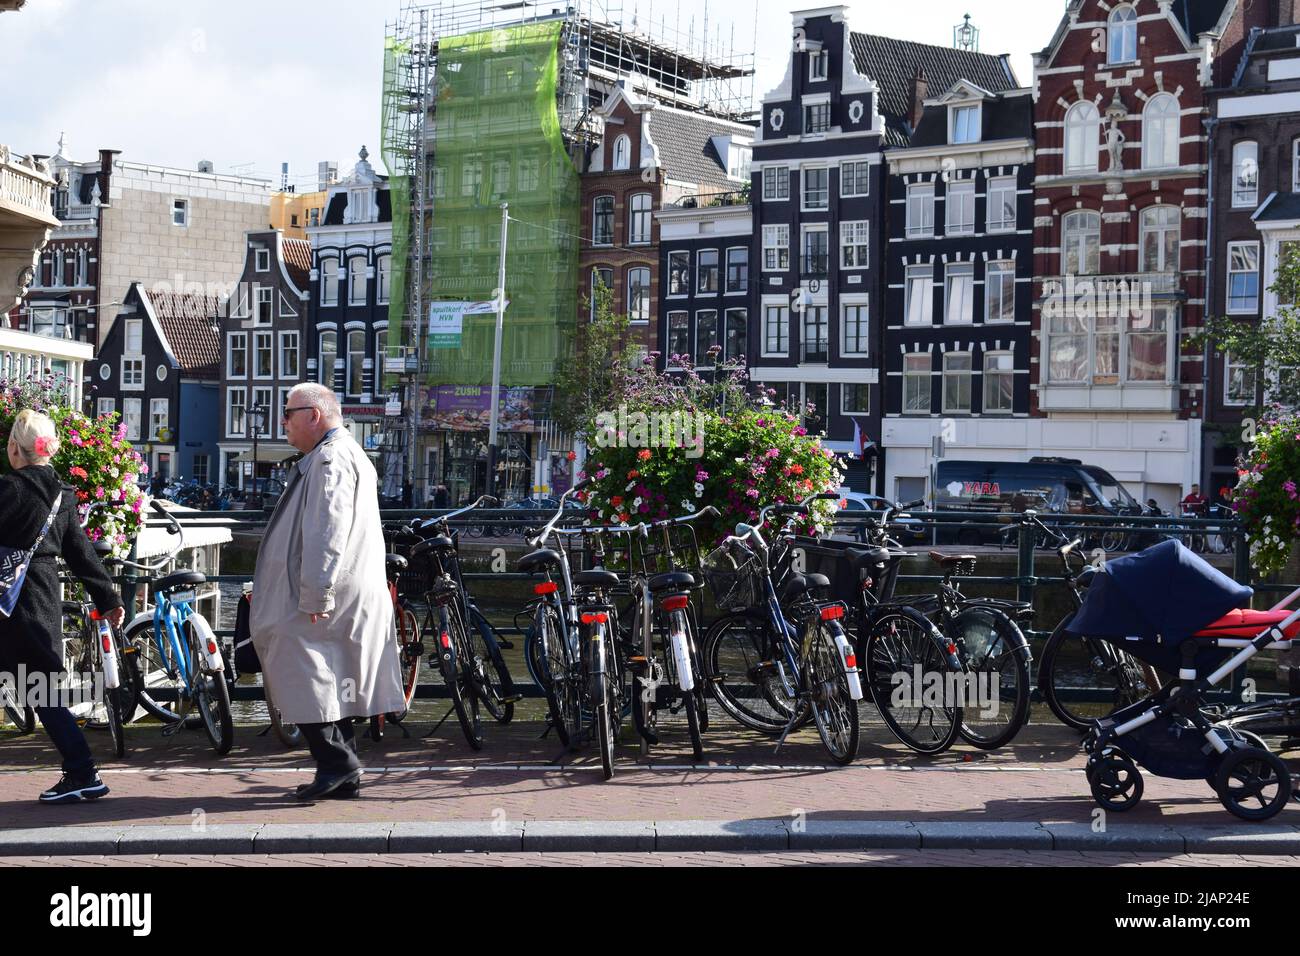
[{"xmin": 248, "ymin": 405, "xmax": 267, "ymax": 511}]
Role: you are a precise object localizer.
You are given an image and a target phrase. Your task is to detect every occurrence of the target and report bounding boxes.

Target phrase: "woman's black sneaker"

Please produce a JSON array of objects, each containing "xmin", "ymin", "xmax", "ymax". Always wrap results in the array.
[{"xmin": 39, "ymin": 771, "xmax": 110, "ymax": 803}]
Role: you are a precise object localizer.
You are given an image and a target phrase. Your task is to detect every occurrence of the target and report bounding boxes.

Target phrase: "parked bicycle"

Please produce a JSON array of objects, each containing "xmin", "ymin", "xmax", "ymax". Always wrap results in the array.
[
  {"xmin": 393, "ymin": 495, "xmax": 518, "ymax": 750},
  {"xmin": 118, "ymin": 500, "xmax": 234, "ymax": 755},
  {"xmin": 702, "ymin": 493, "xmax": 863, "ymax": 764}
]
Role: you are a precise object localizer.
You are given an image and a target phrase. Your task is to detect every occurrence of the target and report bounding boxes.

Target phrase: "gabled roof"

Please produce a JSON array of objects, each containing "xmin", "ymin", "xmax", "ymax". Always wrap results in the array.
[
  {"xmin": 1041, "ymin": 1, "xmax": 1234, "ymax": 65},
  {"xmin": 645, "ymin": 106, "xmax": 755, "ymax": 191},
  {"xmin": 140, "ymin": 288, "xmax": 222, "ymax": 380},
  {"xmin": 1252, "ymin": 191, "xmax": 1300, "ymax": 224},
  {"xmin": 909, "ymin": 84, "xmax": 1033, "ymax": 149},
  {"xmin": 849, "ymin": 33, "xmax": 1017, "ymax": 146},
  {"xmin": 282, "ymin": 237, "xmax": 312, "ymax": 290}
]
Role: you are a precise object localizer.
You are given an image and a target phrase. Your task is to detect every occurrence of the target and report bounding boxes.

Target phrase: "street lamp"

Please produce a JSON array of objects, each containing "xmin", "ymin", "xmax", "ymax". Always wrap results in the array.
[{"xmin": 248, "ymin": 405, "xmax": 267, "ymax": 510}]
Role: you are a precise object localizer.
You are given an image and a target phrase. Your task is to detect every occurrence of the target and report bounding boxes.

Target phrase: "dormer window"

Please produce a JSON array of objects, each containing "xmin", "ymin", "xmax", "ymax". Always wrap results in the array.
[
  {"xmin": 950, "ymin": 104, "xmax": 981, "ymax": 144},
  {"xmin": 1108, "ymin": 6, "xmax": 1137, "ymax": 64},
  {"xmin": 255, "ymin": 249, "xmax": 270, "ymax": 272},
  {"xmin": 809, "ymin": 50, "xmax": 828, "ymax": 81},
  {"xmin": 613, "ymin": 134, "xmax": 631, "ymax": 171}
]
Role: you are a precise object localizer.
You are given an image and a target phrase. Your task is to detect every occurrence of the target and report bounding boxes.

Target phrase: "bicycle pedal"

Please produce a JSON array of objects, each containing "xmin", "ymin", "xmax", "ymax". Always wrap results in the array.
[
  {"xmin": 496, "ymin": 640, "xmax": 516, "ymax": 651},
  {"xmin": 502, "ymin": 694, "xmax": 524, "ymax": 704}
]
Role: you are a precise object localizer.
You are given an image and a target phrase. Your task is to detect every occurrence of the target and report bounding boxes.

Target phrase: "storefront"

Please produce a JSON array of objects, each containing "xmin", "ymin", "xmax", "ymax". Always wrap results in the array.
[{"xmin": 418, "ymin": 385, "xmax": 545, "ymax": 505}]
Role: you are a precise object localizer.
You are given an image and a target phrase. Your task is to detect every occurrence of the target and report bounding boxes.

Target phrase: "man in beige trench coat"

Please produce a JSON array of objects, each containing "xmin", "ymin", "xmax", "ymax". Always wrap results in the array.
[{"xmin": 250, "ymin": 383, "xmax": 406, "ymax": 801}]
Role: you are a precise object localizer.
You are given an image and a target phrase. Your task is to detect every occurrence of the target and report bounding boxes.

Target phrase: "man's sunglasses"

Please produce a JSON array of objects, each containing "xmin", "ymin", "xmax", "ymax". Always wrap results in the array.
[{"xmin": 282, "ymin": 406, "xmax": 316, "ymax": 420}]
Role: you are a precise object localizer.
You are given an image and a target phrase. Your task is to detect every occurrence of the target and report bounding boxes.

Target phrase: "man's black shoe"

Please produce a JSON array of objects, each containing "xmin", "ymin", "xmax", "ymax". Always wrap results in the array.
[
  {"xmin": 294, "ymin": 772, "xmax": 362, "ymax": 802},
  {"xmin": 39, "ymin": 771, "xmax": 110, "ymax": 804}
]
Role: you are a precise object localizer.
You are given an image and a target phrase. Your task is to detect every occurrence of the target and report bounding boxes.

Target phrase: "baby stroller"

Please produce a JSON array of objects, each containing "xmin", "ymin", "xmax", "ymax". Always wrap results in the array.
[{"xmin": 1068, "ymin": 540, "xmax": 1300, "ymax": 821}]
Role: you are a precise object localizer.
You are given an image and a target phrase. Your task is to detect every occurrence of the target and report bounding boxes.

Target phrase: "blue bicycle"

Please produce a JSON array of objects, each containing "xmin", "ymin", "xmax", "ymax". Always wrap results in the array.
[{"xmin": 120, "ymin": 501, "xmax": 233, "ymax": 755}]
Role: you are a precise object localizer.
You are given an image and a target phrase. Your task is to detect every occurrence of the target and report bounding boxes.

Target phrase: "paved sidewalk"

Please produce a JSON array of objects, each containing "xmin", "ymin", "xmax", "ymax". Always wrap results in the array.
[{"xmin": 2, "ymin": 719, "xmax": 1296, "ymax": 857}]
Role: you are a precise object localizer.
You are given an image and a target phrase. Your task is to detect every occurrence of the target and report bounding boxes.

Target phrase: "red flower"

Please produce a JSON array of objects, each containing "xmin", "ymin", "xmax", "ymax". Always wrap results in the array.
[
  {"xmin": 627, "ymin": 469, "xmax": 640, "ymax": 479},
  {"xmin": 566, "ymin": 451, "xmax": 576, "ymax": 462},
  {"xmin": 611, "ymin": 496, "xmax": 624, "ymax": 508},
  {"xmin": 638, "ymin": 449, "xmax": 652, "ymax": 461}
]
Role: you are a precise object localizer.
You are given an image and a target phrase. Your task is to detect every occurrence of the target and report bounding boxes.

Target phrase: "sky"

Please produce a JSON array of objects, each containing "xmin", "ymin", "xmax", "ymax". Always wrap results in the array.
[{"xmin": 2, "ymin": 0, "xmax": 1065, "ymax": 187}]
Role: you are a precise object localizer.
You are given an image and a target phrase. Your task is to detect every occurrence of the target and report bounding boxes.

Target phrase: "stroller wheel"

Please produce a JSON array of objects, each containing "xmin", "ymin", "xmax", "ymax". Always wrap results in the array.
[
  {"xmin": 1213, "ymin": 747, "xmax": 1292, "ymax": 822},
  {"xmin": 1090, "ymin": 754, "xmax": 1144, "ymax": 812}
]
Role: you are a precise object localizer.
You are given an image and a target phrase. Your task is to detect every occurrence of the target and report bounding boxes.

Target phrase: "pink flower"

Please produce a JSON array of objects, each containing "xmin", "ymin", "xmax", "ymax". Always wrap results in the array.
[{"xmin": 69, "ymin": 466, "xmax": 89, "ymax": 480}]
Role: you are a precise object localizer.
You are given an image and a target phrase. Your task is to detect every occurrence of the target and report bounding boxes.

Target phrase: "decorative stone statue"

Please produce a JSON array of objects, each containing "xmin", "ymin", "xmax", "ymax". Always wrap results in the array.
[{"xmin": 1105, "ymin": 116, "xmax": 1126, "ymax": 172}]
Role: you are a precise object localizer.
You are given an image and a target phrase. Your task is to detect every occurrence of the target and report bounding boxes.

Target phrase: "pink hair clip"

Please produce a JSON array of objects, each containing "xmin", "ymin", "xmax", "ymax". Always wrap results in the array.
[{"xmin": 32, "ymin": 436, "xmax": 53, "ymax": 457}]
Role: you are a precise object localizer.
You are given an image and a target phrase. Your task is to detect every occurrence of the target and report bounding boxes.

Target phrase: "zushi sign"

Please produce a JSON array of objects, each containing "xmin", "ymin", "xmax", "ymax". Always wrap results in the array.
[{"xmin": 427, "ymin": 300, "xmax": 508, "ymax": 349}]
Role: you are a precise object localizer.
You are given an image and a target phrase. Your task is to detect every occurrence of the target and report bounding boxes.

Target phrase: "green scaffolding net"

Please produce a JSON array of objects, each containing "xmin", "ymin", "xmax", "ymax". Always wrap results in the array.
[
  {"xmin": 423, "ymin": 20, "xmax": 580, "ymax": 390},
  {"xmin": 380, "ymin": 34, "xmax": 413, "ymax": 387}
]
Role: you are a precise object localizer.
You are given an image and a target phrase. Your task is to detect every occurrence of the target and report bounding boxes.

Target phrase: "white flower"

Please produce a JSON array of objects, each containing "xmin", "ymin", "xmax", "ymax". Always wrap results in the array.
[
  {"xmin": 633, "ymin": 497, "xmax": 643, "ymax": 508},
  {"xmin": 681, "ymin": 500, "xmax": 696, "ymax": 513},
  {"xmin": 626, "ymin": 481, "xmax": 636, "ymax": 492},
  {"xmin": 694, "ymin": 482, "xmax": 704, "ymax": 497}
]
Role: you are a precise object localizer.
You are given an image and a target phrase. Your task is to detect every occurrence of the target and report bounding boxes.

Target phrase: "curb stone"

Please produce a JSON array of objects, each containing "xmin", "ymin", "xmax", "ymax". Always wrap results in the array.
[
  {"xmin": 522, "ymin": 820, "xmax": 656, "ymax": 851},
  {"xmin": 914, "ymin": 821, "xmax": 1053, "ymax": 850},
  {"xmin": 253, "ymin": 823, "xmax": 392, "ymax": 854},
  {"xmin": 654, "ymin": 819, "xmax": 789, "ymax": 851},
  {"xmin": 389, "ymin": 821, "xmax": 526, "ymax": 852}
]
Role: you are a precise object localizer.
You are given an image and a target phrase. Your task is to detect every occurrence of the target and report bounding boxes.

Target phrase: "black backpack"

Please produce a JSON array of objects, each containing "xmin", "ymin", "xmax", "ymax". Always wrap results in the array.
[{"xmin": 232, "ymin": 592, "xmax": 260, "ymax": 675}]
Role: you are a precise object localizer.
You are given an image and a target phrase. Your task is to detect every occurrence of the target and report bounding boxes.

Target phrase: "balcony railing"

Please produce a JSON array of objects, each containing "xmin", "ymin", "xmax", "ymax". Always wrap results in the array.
[
  {"xmin": 800, "ymin": 254, "xmax": 829, "ymax": 279},
  {"xmin": 1040, "ymin": 272, "xmax": 1182, "ymax": 300},
  {"xmin": 0, "ymin": 146, "xmax": 57, "ymax": 226}
]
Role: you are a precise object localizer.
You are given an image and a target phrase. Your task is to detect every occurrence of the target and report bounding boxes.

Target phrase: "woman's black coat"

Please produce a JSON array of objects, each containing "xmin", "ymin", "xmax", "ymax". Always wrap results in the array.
[{"xmin": 0, "ymin": 466, "xmax": 123, "ymax": 675}]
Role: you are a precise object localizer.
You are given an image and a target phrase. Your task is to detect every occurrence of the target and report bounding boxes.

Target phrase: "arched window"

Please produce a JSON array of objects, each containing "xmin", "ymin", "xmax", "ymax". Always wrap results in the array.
[
  {"xmin": 1142, "ymin": 94, "xmax": 1179, "ymax": 169},
  {"xmin": 376, "ymin": 255, "xmax": 391, "ymax": 304},
  {"xmin": 627, "ymin": 266, "xmax": 650, "ymax": 322},
  {"xmin": 1108, "ymin": 6, "xmax": 1137, "ymax": 64},
  {"xmin": 1140, "ymin": 206, "xmax": 1180, "ymax": 274},
  {"xmin": 1233, "ymin": 141, "xmax": 1259, "ymax": 208},
  {"xmin": 1061, "ymin": 210, "xmax": 1101, "ymax": 276},
  {"xmin": 1065, "ymin": 101, "xmax": 1100, "ymax": 173},
  {"xmin": 318, "ymin": 331, "xmax": 337, "ymax": 386},
  {"xmin": 613, "ymin": 134, "xmax": 631, "ymax": 171},
  {"xmin": 628, "ymin": 192, "xmax": 652, "ymax": 244}
]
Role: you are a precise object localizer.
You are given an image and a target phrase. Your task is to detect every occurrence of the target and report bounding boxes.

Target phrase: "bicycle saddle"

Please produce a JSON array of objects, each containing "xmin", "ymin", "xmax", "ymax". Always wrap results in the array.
[
  {"xmin": 779, "ymin": 573, "xmax": 831, "ymax": 603},
  {"xmin": 648, "ymin": 571, "xmax": 697, "ymax": 592},
  {"xmin": 412, "ymin": 536, "xmax": 455, "ymax": 558},
  {"xmin": 928, "ymin": 551, "xmax": 977, "ymax": 568},
  {"xmin": 845, "ymin": 546, "xmax": 893, "ymax": 572},
  {"xmin": 517, "ymin": 548, "xmax": 563, "ymax": 573},
  {"xmin": 573, "ymin": 569, "xmax": 621, "ymax": 589},
  {"xmin": 153, "ymin": 570, "xmax": 206, "ymax": 593}
]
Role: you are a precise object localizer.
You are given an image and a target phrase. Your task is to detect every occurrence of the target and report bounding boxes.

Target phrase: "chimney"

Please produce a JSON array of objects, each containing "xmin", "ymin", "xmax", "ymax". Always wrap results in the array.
[
  {"xmin": 197, "ymin": 160, "xmax": 214, "ymax": 173},
  {"xmin": 909, "ymin": 68, "xmax": 929, "ymax": 131}
]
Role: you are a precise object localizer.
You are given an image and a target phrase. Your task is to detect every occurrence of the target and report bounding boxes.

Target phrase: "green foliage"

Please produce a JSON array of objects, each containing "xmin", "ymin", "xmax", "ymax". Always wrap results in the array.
[{"xmin": 1234, "ymin": 411, "xmax": 1300, "ymax": 577}]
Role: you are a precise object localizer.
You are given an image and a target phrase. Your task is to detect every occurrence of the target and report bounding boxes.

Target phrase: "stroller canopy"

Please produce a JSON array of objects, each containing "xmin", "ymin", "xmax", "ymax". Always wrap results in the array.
[{"xmin": 1068, "ymin": 540, "xmax": 1252, "ymax": 649}]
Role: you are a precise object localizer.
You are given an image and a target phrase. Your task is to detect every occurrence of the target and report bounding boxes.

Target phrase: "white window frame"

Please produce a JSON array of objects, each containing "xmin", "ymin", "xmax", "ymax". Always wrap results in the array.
[
  {"xmin": 1232, "ymin": 141, "xmax": 1259, "ymax": 209},
  {"xmin": 840, "ymin": 220, "xmax": 870, "ymax": 270},
  {"xmin": 253, "ymin": 331, "xmax": 273, "ymax": 380},
  {"xmin": 903, "ymin": 353, "xmax": 932, "ymax": 414},
  {"xmin": 801, "ymin": 305, "xmax": 828, "ymax": 363},
  {"xmin": 97, "ymin": 398, "xmax": 115, "ymax": 420},
  {"xmin": 840, "ymin": 160, "xmax": 870, "ymax": 198},
  {"xmin": 906, "ymin": 183, "xmax": 935, "ymax": 238},
  {"xmin": 949, "ymin": 103, "xmax": 981, "ymax": 145},
  {"xmin": 592, "ymin": 195, "xmax": 615, "ymax": 246},
  {"xmin": 801, "ymin": 166, "xmax": 829, "ymax": 211},
  {"xmin": 697, "ymin": 250, "xmax": 720, "ymax": 295},
  {"xmin": 762, "ymin": 224, "xmax": 790, "ymax": 271},
  {"xmin": 121, "ymin": 357, "xmax": 144, "ymax": 392},
  {"xmin": 255, "ymin": 249, "xmax": 270, "ymax": 273},
  {"xmin": 345, "ymin": 330, "xmax": 366, "ymax": 397},
  {"xmin": 803, "ymin": 97, "xmax": 832, "ymax": 135},
  {"xmin": 149, "ymin": 398, "xmax": 169, "ymax": 441},
  {"xmin": 627, "ymin": 266, "xmax": 651, "ymax": 324},
  {"xmin": 1108, "ymin": 5, "xmax": 1138, "ymax": 65},
  {"xmin": 228, "ymin": 332, "xmax": 247, "ymax": 379},
  {"xmin": 377, "ymin": 255, "xmax": 391, "ymax": 304},
  {"xmin": 1140, "ymin": 205, "xmax": 1181, "ymax": 274},
  {"xmin": 318, "ymin": 331, "xmax": 338, "ymax": 387},
  {"xmin": 628, "ymin": 192, "xmax": 652, "ymax": 245},
  {"xmin": 1226, "ymin": 241, "xmax": 1260, "ymax": 315},
  {"xmin": 945, "ymin": 180, "xmax": 975, "ymax": 236},
  {"xmin": 1061, "ymin": 210, "xmax": 1101, "ymax": 275},
  {"xmin": 1293, "ymin": 139, "xmax": 1300, "ymax": 193},
  {"xmin": 279, "ymin": 330, "xmax": 300, "ymax": 379},
  {"xmin": 667, "ymin": 250, "xmax": 690, "ymax": 297},
  {"xmin": 171, "ymin": 199, "xmax": 189, "ymax": 227},
  {"xmin": 255, "ymin": 286, "xmax": 273, "ymax": 325},
  {"xmin": 694, "ymin": 309, "xmax": 719, "ymax": 361},
  {"xmin": 944, "ymin": 262, "xmax": 975, "ymax": 325},
  {"xmin": 762, "ymin": 166, "xmax": 790, "ymax": 202},
  {"xmin": 841, "ymin": 382, "xmax": 870, "ymax": 415},
  {"xmin": 666, "ymin": 311, "xmax": 690, "ymax": 365},
  {"xmin": 762, "ymin": 302, "xmax": 789, "ymax": 358},
  {"xmin": 840, "ymin": 297, "xmax": 869, "ymax": 357},
  {"xmin": 905, "ymin": 264, "xmax": 934, "ymax": 326},
  {"xmin": 348, "ymin": 257, "xmax": 368, "ymax": 306},
  {"xmin": 613, "ymin": 135, "xmax": 631, "ymax": 171},
  {"xmin": 802, "ymin": 224, "xmax": 829, "ymax": 276},
  {"xmin": 1142, "ymin": 93, "xmax": 1180, "ymax": 170},
  {"xmin": 321, "ymin": 258, "xmax": 339, "ymax": 307},
  {"xmin": 1065, "ymin": 101, "xmax": 1101, "ymax": 174},
  {"xmin": 1224, "ymin": 351, "xmax": 1256, "ymax": 407},
  {"xmin": 809, "ymin": 49, "xmax": 828, "ymax": 81},
  {"xmin": 985, "ymin": 260, "xmax": 1016, "ymax": 324},
  {"xmin": 986, "ymin": 176, "xmax": 1017, "ymax": 233},
  {"xmin": 725, "ymin": 246, "xmax": 749, "ymax": 294},
  {"xmin": 983, "ymin": 351, "xmax": 1015, "ymax": 415},
  {"xmin": 723, "ymin": 307, "xmax": 747, "ymax": 362},
  {"xmin": 942, "ymin": 352, "xmax": 974, "ymax": 414},
  {"xmin": 123, "ymin": 398, "xmax": 142, "ymax": 442}
]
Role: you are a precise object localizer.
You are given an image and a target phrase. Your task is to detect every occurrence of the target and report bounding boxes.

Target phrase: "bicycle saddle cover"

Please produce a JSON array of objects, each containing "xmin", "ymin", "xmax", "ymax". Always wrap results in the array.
[
  {"xmin": 573, "ymin": 570, "xmax": 620, "ymax": 589},
  {"xmin": 517, "ymin": 548, "xmax": 562, "ymax": 573},
  {"xmin": 779, "ymin": 573, "xmax": 831, "ymax": 603},
  {"xmin": 154, "ymin": 570, "xmax": 206, "ymax": 593}
]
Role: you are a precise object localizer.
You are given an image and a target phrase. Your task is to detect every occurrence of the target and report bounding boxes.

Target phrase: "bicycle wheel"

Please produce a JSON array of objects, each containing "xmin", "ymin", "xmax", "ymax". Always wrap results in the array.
[
  {"xmin": 390, "ymin": 598, "xmax": 422, "ymax": 721},
  {"xmin": 1038, "ymin": 619, "xmax": 1158, "ymax": 732},
  {"xmin": 467, "ymin": 608, "xmax": 516, "ymax": 725},
  {"xmin": 702, "ymin": 613, "xmax": 793, "ymax": 733},
  {"xmin": 3, "ymin": 687, "xmax": 35, "ymax": 734},
  {"xmin": 186, "ymin": 618, "xmax": 234, "ymax": 755},
  {"xmin": 665, "ymin": 608, "xmax": 704, "ymax": 760},
  {"xmin": 125, "ymin": 619, "xmax": 186, "ymax": 724},
  {"xmin": 593, "ymin": 623, "xmax": 618, "ymax": 780},
  {"xmin": 952, "ymin": 606, "xmax": 1032, "ymax": 750},
  {"xmin": 862, "ymin": 606, "xmax": 962, "ymax": 755},
  {"xmin": 437, "ymin": 604, "xmax": 483, "ymax": 750},
  {"xmin": 535, "ymin": 601, "xmax": 579, "ymax": 747},
  {"xmin": 804, "ymin": 620, "xmax": 860, "ymax": 765}
]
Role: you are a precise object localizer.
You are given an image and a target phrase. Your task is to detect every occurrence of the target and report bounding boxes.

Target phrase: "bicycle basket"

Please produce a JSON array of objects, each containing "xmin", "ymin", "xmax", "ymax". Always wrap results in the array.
[{"xmin": 702, "ymin": 543, "xmax": 763, "ymax": 612}]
